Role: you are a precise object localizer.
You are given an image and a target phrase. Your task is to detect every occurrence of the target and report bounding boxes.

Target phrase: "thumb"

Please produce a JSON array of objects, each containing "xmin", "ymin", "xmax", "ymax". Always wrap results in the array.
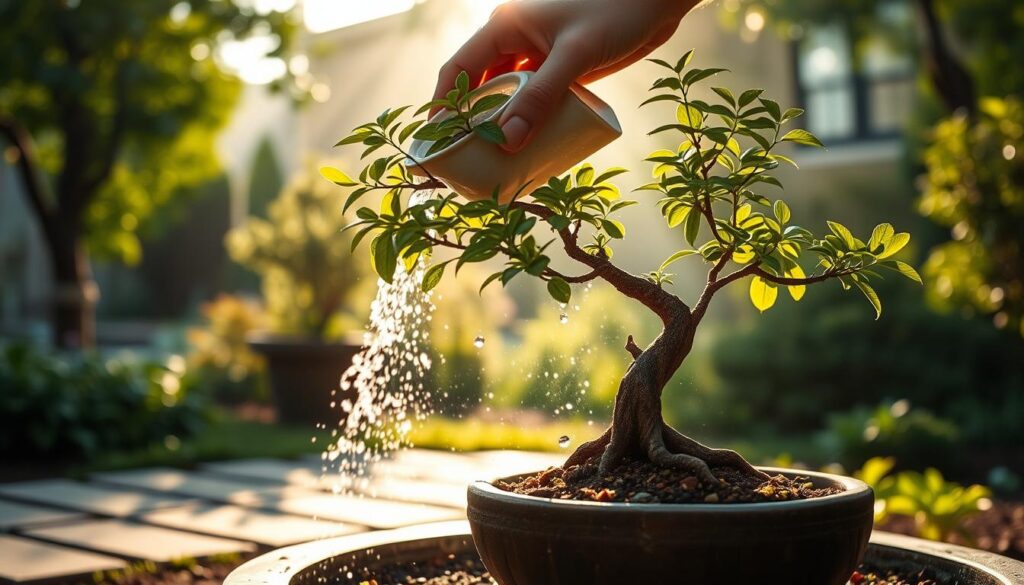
[{"xmin": 497, "ymin": 41, "xmax": 586, "ymax": 153}]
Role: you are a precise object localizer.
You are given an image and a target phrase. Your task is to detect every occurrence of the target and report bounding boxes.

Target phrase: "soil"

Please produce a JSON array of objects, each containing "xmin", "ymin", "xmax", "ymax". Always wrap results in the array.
[
  {"xmin": 336, "ymin": 552, "xmax": 492, "ymax": 585},
  {"xmin": 336, "ymin": 553, "xmax": 943, "ymax": 585},
  {"xmin": 89, "ymin": 555, "xmax": 253, "ymax": 585},
  {"xmin": 497, "ymin": 459, "xmax": 841, "ymax": 503}
]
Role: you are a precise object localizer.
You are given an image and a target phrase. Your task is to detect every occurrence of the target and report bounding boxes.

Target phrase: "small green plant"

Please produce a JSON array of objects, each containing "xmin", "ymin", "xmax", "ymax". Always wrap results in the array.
[
  {"xmin": 856, "ymin": 457, "xmax": 992, "ymax": 542},
  {"xmin": 227, "ymin": 168, "xmax": 370, "ymax": 338},
  {"xmin": 322, "ymin": 50, "xmax": 921, "ymax": 482},
  {"xmin": 186, "ymin": 294, "xmax": 268, "ymax": 404},
  {"xmin": 409, "ymin": 70, "xmax": 510, "ymax": 156}
]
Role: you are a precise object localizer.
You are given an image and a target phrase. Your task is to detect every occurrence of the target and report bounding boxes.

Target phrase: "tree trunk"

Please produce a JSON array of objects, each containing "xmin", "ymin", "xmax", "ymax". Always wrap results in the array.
[
  {"xmin": 915, "ymin": 0, "xmax": 976, "ymax": 116},
  {"xmin": 565, "ymin": 310, "xmax": 766, "ymax": 484},
  {"xmin": 49, "ymin": 227, "xmax": 97, "ymax": 349}
]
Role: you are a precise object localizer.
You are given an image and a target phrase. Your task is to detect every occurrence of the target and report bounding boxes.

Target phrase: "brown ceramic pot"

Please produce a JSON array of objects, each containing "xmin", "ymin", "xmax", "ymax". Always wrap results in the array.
[
  {"xmin": 467, "ymin": 467, "xmax": 874, "ymax": 585},
  {"xmin": 248, "ymin": 334, "xmax": 362, "ymax": 426}
]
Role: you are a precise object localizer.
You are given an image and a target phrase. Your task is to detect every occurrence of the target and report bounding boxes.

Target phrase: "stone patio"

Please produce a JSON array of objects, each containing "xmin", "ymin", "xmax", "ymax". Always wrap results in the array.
[{"xmin": 0, "ymin": 449, "xmax": 561, "ymax": 584}]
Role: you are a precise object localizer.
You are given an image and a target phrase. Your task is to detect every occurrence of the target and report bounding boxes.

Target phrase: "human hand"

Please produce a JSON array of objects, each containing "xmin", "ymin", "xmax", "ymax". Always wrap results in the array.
[{"xmin": 432, "ymin": 0, "xmax": 698, "ymax": 152}]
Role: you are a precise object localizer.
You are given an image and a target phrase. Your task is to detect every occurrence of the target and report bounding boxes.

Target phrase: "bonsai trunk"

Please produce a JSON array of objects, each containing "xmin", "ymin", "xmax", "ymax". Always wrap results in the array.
[{"xmin": 564, "ymin": 310, "xmax": 766, "ymax": 484}]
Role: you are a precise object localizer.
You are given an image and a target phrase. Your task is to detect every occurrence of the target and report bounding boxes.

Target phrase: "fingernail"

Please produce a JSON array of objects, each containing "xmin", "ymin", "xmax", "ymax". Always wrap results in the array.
[{"xmin": 500, "ymin": 116, "xmax": 530, "ymax": 152}]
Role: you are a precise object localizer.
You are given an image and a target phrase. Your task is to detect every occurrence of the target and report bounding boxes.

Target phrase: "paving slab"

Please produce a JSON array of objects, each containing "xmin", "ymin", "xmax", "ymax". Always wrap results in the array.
[
  {"xmin": 361, "ymin": 477, "xmax": 467, "ymax": 509},
  {"xmin": 24, "ymin": 519, "xmax": 255, "ymax": 562},
  {"xmin": 92, "ymin": 468, "xmax": 281, "ymax": 506},
  {"xmin": 0, "ymin": 480, "xmax": 190, "ymax": 518},
  {"xmin": 0, "ymin": 499, "xmax": 85, "ymax": 530},
  {"xmin": 0, "ymin": 535, "xmax": 125, "ymax": 584},
  {"xmin": 270, "ymin": 488, "xmax": 463, "ymax": 529},
  {"xmin": 201, "ymin": 458, "xmax": 325, "ymax": 490},
  {"xmin": 141, "ymin": 502, "xmax": 363, "ymax": 548}
]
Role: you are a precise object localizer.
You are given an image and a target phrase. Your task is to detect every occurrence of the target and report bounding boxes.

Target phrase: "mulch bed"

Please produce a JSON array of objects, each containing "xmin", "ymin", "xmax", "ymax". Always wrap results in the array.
[
  {"xmin": 879, "ymin": 500, "xmax": 1024, "ymax": 561},
  {"xmin": 88, "ymin": 556, "xmax": 254, "ymax": 585},
  {"xmin": 497, "ymin": 459, "xmax": 840, "ymax": 503}
]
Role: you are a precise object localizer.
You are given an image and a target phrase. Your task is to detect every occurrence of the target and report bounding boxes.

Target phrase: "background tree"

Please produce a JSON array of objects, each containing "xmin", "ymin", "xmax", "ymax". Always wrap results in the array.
[
  {"xmin": 323, "ymin": 53, "xmax": 920, "ymax": 480},
  {"xmin": 0, "ymin": 0, "xmax": 295, "ymax": 348},
  {"xmin": 726, "ymin": 0, "xmax": 1024, "ymax": 334}
]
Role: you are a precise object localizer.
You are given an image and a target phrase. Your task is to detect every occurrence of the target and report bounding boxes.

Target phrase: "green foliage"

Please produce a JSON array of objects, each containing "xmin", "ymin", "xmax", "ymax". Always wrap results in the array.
[
  {"xmin": 710, "ymin": 281, "xmax": 1024, "ymax": 446},
  {"xmin": 185, "ymin": 294, "xmax": 268, "ymax": 404},
  {"xmin": 822, "ymin": 400, "xmax": 960, "ymax": 471},
  {"xmin": 0, "ymin": 344, "xmax": 207, "ymax": 459},
  {"xmin": 412, "ymin": 70, "xmax": 510, "ymax": 156},
  {"xmin": 856, "ymin": 457, "xmax": 993, "ymax": 542},
  {"xmin": 226, "ymin": 169, "xmax": 371, "ymax": 338},
  {"xmin": 0, "ymin": 0, "xmax": 296, "ymax": 264},
  {"xmin": 919, "ymin": 97, "xmax": 1024, "ymax": 335},
  {"xmin": 325, "ymin": 51, "xmax": 917, "ymax": 315}
]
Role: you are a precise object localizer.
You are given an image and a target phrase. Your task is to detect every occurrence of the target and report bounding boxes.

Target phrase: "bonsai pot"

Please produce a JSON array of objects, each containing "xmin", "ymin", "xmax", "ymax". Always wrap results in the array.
[
  {"xmin": 467, "ymin": 467, "xmax": 874, "ymax": 585},
  {"xmin": 247, "ymin": 333, "xmax": 362, "ymax": 426},
  {"xmin": 224, "ymin": 520, "xmax": 1024, "ymax": 585},
  {"xmin": 407, "ymin": 71, "xmax": 621, "ymax": 203}
]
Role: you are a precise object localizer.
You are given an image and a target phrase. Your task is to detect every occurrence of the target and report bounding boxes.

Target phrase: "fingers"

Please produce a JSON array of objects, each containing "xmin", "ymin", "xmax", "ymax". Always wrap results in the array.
[{"xmin": 497, "ymin": 37, "xmax": 588, "ymax": 152}]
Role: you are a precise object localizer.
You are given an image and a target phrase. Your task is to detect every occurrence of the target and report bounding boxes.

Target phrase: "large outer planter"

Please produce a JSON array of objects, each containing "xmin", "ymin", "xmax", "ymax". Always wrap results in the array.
[
  {"xmin": 468, "ymin": 467, "xmax": 873, "ymax": 585},
  {"xmin": 224, "ymin": 521, "xmax": 1024, "ymax": 585},
  {"xmin": 248, "ymin": 334, "xmax": 362, "ymax": 426}
]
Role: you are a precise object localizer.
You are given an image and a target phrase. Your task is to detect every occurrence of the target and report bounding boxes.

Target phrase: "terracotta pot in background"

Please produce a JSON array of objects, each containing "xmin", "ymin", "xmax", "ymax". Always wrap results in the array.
[{"xmin": 247, "ymin": 334, "xmax": 362, "ymax": 426}]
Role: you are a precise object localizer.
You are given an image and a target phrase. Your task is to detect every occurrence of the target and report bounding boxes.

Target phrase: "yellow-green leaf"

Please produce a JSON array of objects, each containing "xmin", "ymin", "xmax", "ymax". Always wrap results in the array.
[
  {"xmin": 676, "ymin": 104, "xmax": 703, "ymax": 128},
  {"xmin": 854, "ymin": 280, "xmax": 882, "ymax": 319},
  {"xmin": 319, "ymin": 166, "xmax": 357, "ymax": 186},
  {"xmin": 749, "ymin": 276, "xmax": 778, "ymax": 312},
  {"xmin": 893, "ymin": 260, "xmax": 922, "ymax": 284},
  {"xmin": 732, "ymin": 244, "xmax": 755, "ymax": 264},
  {"xmin": 877, "ymin": 232, "xmax": 910, "ymax": 259},
  {"xmin": 868, "ymin": 223, "xmax": 895, "ymax": 252},
  {"xmin": 787, "ymin": 264, "xmax": 806, "ymax": 301},
  {"xmin": 660, "ymin": 249, "xmax": 697, "ymax": 271}
]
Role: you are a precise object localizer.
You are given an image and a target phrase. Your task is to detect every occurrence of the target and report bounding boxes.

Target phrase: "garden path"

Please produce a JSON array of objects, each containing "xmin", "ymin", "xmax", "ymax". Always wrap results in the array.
[{"xmin": 0, "ymin": 449, "xmax": 563, "ymax": 584}]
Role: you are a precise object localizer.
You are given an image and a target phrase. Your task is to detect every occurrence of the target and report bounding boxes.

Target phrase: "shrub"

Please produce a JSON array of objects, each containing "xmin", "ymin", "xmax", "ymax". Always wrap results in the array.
[
  {"xmin": 0, "ymin": 344, "xmax": 207, "ymax": 459},
  {"xmin": 226, "ymin": 167, "xmax": 372, "ymax": 339},
  {"xmin": 821, "ymin": 400, "xmax": 960, "ymax": 472},
  {"xmin": 185, "ymin": 294, "xmax": 268, "ymax": 405}
]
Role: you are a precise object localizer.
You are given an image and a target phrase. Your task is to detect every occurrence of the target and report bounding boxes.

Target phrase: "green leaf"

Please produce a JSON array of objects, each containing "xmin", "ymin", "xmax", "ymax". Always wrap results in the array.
[
  {"xmin": 892, "ymin": 260, "xmax": 922, "ymax": 284},
  {"xmin": 827, "ymin": 221, "xmax": 856, "ymax": 249},
  {"xmin": 470, "ymin": 93, "xmax": 510, "ymax": 117},
  {"xmin": 684, "ymin": 205, "xmax": 702, "ymax": 246},
  {"xmin": 546, "ymin": 277, "xmax": 571, "ymax": 303},
  {"xmin": 877, "ymin": 232, "xmax": 910, "ymax": 259},
  {"xmin": 773, "ymin": 200, "xmax": 791, "ymax": 224},
  {"xmin": 547, "ymin": 215, "xmax": 571, "ymax": 231},
  {"xmin": 660, "ymin": 249, "xmax": 697, "ymax": 271},
  {"xmin": 759, "ymin": 98, "xmax": 781, "ymax": 121},
  {"xmin": 738, "ymin": 89, "xmax": 764, "ymax": 108},
  {"xmin": 749, "ymin": 276, "xmax": 778, "ymax": 312},
  {"xmin": 601, "ymin": 219, "xmax": 625, "ymax": 239},
  {"xmin": 319, "ymin": 166, "xmax": 358, "ymax": 186},
  {"xmin": 781, "ymin": 129, "xmax": 824, "ymax": 148},
  {"xmin": 398, "ymin": 120, "xmax": 426, "ymax": 143},
  {"xmin": 421, "ymin": 262, "xmax": 447, "ymax": 292},
  {"xmin": 455, "ymin": 70, "xmax": 469, "ymax": 96},
  {"xmin": 675, "ymin": 49, "xmax": 694, "ymax": 72},
  {"xmin": 575, "ymin": 165, "xmax": 595, "ymax": 186},
  {"xmin": 371, "ymin": 235, "xmax": 398, "ymax": 284},
  {"xmin": 869, "ymin": 223, "xmax": 895, "ymax": 252},
  {"xmin": 854, "ymin": 280, "xmax": 882, "ymax": 319},
  {"xmin": 472, "ymin": 120, "xmax": 505, "ymax": 144},
  {"xmin": 711, "ymin": 86, "xmax": 735, "ymax": 106}
]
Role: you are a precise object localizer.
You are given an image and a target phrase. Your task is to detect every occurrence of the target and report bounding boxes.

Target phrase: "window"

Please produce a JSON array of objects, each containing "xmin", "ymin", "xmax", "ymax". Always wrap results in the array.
[{"xmin": 793, "ymin": 2, "xmax": 915, "ymax": 143}]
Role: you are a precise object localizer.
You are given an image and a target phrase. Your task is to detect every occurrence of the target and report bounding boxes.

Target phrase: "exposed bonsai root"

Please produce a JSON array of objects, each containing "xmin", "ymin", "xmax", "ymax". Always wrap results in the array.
[{"xmin": 565, "ymin": 422, "xmax": 769, "ymax": 486}]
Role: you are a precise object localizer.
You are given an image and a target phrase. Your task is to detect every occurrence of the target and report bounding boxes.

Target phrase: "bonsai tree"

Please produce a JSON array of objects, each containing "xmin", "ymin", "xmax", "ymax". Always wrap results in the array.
[
  {"xmin": 227, "ymin": 168, "xmax": 369, "ymax": 339},
  {"xmin": 321, "ymin": 51, "xmax": 921, "ymax": 483}
]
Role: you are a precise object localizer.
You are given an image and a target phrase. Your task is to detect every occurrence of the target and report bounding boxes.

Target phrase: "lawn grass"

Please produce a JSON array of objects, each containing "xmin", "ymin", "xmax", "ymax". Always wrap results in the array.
[{"xmin": 70, "ymin": 410, "xmax": 828, "ymax": 477}]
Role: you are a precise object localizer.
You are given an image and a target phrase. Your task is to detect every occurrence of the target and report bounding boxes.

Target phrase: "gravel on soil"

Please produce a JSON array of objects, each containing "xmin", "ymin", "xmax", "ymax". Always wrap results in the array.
[{"xmin": 497, "ymin": 459, "xmax": 841, "ymax": 503}]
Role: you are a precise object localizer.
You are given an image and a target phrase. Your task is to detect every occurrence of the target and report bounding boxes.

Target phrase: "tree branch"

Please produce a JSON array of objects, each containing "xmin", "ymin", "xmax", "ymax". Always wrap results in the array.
[
  {"xmin": 510, "ymin": 201, "xmax": 689, "ymax": 324},
  {"xmin": 624, "ymin": 335, "xmax": 643, "ymax": 360},
  {"xmin": 753, "ymin": 266, "xmax": 849, "ymax": 286},
  {"xmin": 0, "ymin": 116, "xmax": 58, "ymax": 243}
]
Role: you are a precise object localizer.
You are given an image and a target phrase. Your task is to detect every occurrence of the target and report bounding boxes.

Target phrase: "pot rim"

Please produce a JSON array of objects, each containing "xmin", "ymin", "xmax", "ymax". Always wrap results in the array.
[{"xmin": 469, "ymin": 466, "xmax": 872, "ymax": 513}]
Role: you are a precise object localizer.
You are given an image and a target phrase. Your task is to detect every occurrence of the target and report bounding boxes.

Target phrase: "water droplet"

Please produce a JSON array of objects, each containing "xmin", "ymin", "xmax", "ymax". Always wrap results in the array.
[
  {"xmin": 473, "ymin": 335, "xmax": 485, "ymax": 348},
  {"xmin": 558, "ymin": 435, "xmax": 571, "ymax": 449},
  {"xmin": 559, "ymin": 313, "xmax": 569, "ymax": 324}
]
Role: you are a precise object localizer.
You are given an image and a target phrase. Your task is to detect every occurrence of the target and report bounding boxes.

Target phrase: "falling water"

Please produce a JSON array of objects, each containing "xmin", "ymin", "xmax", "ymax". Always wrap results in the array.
[{"xmin": 320, "ymin": 194, "xmax": 438, "ymax": 495}]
